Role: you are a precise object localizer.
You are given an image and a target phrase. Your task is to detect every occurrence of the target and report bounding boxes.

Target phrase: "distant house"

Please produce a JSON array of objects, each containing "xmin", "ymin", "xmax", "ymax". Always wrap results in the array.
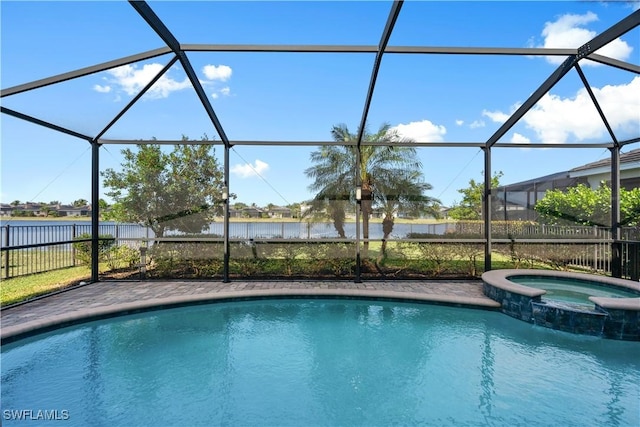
[
  {"xmin": 19, "ymin": 203, "xmax": 45, "ymax": 216},
  {"xmin": 56, "ymin": 204, "xmax": 91, "ymax": 217},
  {"xmin": 0, "ymin": 202, "xmax": 92, "ymax": 217},
  {"xmin": 0, "ymin": 204, "xmax": 14, "ymax": 216},
  {"xmin": 569, "ymin": 148, "xmax": 640, "ymax": 191},
  {"xmin": 267, "ymin": 206, "xmax": 292, "ymax": 219},
  {"xmin": 228, "ymin": 207, "xmax": 242, "ymax": 218},
  {"xmin": 241, "ymin": 206, "xmax": 263, "ymax": 218},
  {"xmin": 493, "ymin": 148, "xmax": 640, "ymax": 221}
]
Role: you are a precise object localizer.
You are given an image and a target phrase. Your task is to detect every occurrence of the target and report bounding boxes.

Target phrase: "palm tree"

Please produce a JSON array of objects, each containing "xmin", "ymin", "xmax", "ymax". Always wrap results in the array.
[
  {"xmin": 305, "ymin": 123, "xmax": 440, "ymax": 259},
  {"xmin": 376, "ymin": 171, "xmax": 441, "ymax": 258}
]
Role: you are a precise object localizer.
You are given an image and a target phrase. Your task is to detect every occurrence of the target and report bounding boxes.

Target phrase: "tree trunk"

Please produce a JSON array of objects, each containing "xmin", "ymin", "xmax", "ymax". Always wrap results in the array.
[
  {"xmin": 381, "ymin": 214, "xmax": 394, "ymax": 257},
  {"xmin": 361, "ymin": 187, "xmax": 373, "ymax": 259},
  {"xmin": 330, "ymin": 201, "xmax": 346, "ymax": 238}
]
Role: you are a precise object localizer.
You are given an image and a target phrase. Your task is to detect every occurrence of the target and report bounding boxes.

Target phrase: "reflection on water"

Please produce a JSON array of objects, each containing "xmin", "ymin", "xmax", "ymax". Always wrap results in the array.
[{"xmin": 2, "ymin": 300, "xmax": 639, "ymax": 426}]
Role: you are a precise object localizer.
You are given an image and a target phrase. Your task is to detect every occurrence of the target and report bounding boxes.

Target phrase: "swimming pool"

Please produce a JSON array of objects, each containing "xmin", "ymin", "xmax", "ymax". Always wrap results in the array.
[
  {"xmin": 482, "ymin": 269, "xmax": 640, "ymax": 339},
  {"xmin": 2, "ymin": 298, "xmax": 639, "ymax": 426},
  {"xmin": 508, "ymin": 275, "xmax": 640, "ymax": 306}
]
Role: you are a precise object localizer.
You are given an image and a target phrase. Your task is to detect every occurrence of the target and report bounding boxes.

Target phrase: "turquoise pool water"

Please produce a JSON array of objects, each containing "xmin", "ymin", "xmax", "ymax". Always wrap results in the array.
[
  {"xmin": 508, "ymin": 276, "xmax": 639, "ymax": 306},
  {"xmin": 2, "ymin": 299, "xmax": 639, "ymax": 426}
]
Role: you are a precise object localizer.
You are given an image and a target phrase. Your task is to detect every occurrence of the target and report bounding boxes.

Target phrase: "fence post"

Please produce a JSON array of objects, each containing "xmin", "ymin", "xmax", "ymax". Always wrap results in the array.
[
  {"xmin": 611, "ymin": 241, "xmax": 622, "ymax": 278},
  {"xmin": 593, "ymin": 226, "xmax": 598, "ymax": 271},
  {"xmin": 71, "ymin": 224, "xmax": 77, "ymax": 265},
  {"xmin": 631, "ymin": 242, "xmax": 639, "ymax": 282},
  {"xmin": 4, "ymin": 225, "xmax": 9, "ymax": 279}
]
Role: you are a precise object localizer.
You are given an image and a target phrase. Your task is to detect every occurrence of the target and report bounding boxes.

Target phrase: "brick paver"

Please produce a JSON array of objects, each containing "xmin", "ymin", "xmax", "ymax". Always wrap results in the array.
[{"xmin": 1, "ymin": 279, "xmax": 499, "ymax": 341}]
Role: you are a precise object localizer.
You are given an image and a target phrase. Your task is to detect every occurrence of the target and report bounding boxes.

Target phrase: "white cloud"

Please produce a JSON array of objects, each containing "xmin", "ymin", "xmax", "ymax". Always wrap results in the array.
[
  {"xmin": 482, "ymin": 110, "xmax": 510, "ymax": 124},
  {"xmin": 93, "ymin": 84, "xmax": 111, "ymax": 93},
  {"xmin": 203, "ymin": 64, "xmax": 232, "ymax": 81},
  {"xmin": 201, "ymin": 66, "xmax": 233, "ymax": 100},
  {"xmin": 391, "ymin": 119, "xmax": 446, "ymax": 142},
  {"xmin": 455, "ymin": 119, "xmax": 464, "ymax": 126},
  {"xmin": 522, "ymin": 76, "xmax": 640, "ymax": 142},
  {"xmin": 511, "ymin": 133, "xmax": 531, "ymax": 144},
  {"xmin": 537, "ymin": 12, "xmax": 633, "ymax": 65},
  {"xmin": 106, "ymin": 63, "xmax": 191, "ymax": 99},
  {"xmin": 231, "ymin": 159, "xmax": 269, "ymax": 178},
  {"xmin": 211, "ymin": 87, "xmax": 231, "ymax": 100},
  {"xmin": 469, "ymin": 120, "xmax": 485, "ymax": 129}
]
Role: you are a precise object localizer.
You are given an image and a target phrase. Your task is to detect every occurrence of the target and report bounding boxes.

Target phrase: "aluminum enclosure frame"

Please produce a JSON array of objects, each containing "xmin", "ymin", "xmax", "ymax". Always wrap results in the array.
[{"xmin": 1, "ymin": 1, "xmax": 638, "ymax": 282}]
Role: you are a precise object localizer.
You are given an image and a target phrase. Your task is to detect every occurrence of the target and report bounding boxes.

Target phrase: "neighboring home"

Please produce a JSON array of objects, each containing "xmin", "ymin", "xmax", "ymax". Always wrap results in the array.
[
  {"xmin": 0, "ymin": 203, "xmax": 14, "ymax": 216},
  {"xmin": 493, "ymin": 148, "xmax": 640, "ymax": 221},
  {"xmin": 228, "ymin": 207, "xmax": 243, "ymax": 218},
  {"xmin": 569, "ymin": 148, "xmax": 640, "ymax": 191},
  {"xmin": 241, "ymin": 206, "xmax": 264, "ymax": 218},
  {"xmin": 54, "ymin": 204, "xmax": 91, "ymax": 217},
  {"xmin": 0, "ymin": 202, "xmax": 92, "ymax": 217},
  {"xmin": 267, "ymin": 206, "xmax": 292, "ymax": 219}
]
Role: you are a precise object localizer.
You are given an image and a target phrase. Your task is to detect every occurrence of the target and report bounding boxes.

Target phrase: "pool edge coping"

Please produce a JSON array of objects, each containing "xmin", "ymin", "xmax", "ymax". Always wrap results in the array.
[
  {"xmin": 482, "ymin": 269, "xmax": 640, "ymax": 311},
  {"xmin": 0, "ymin": 288, "xmax": 501, "ymax": 345}
]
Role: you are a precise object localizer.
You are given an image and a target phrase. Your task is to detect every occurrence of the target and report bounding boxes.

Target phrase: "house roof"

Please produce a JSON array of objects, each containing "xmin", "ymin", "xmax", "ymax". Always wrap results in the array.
[
  {"xmin": 499, "ymin": 148, "xmax": 640, "ymax": 191},
  {"xmin": 496, "ymin": 171, "xmax": 572, "ymax": 192},
  {"xmin": 570, "ymin": 148, "xmax": 640, "ymax": 172}
]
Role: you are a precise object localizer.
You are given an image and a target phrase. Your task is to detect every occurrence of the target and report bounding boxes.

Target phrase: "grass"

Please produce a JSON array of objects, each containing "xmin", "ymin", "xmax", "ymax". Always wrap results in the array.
[
  {"xmin": 2, "ymin": 248, "xmax": 76, "ymax": 278},
  {"xmin": 1, "ymin": 266, "xmax": 91, "ymax": 307},
  {"xmin": 0, "ymin": 241, "xmax": 594, "ymax": 306}
]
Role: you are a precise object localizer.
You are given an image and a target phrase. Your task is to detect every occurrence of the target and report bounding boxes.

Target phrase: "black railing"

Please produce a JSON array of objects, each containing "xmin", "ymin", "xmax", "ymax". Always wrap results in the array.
[{"xmin": 1, "ymin": 223, "xmax": 638, "ymax": 281}]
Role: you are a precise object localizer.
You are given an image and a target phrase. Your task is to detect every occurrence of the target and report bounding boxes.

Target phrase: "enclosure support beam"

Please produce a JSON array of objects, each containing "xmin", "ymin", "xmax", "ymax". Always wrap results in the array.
[
  {"xmin": 575, "ymin": 64, "xmax": 618, "ymax": 145},
  {"xmin": 356, "ymin": 0, "xmax": 402, "ymax": 146},
  {"xmin": 91, "ymin": 140, "xmax": 100, "ymax": 283},
  {"xmin": 610, "ymin": 147, "xmax": 622, "ymax": 278},
  {"xmin": 486, "ymin": 9, "xmax": 640, "ymax": 149},
  {"xmin": 0, "ymin": 47, "xmax": 171, "ymax": 98},
  {"xmin": 95, "ymin": 55, "xmax": 180, "ymax": 140},
  {"xmin": 486, "ymin": 55, "xmax": 576, "ymax": 148},
  {"xmin": 483, "ymin": 147, "xmax": 492, "ymax": 272},
  {"xmin": 130, "ymin": 1, "xmax": 232, "ymax": 149},
  {"xmin": 223, "ymin": 145, "xmax": 231, "ymax": 283},
  {"xmin": 353, "ymin": 0, "xmax": 402, "ymax": 283},
  {"xmin": 1, "ymin": 107, "xmax": 93, "ymax": 142}
]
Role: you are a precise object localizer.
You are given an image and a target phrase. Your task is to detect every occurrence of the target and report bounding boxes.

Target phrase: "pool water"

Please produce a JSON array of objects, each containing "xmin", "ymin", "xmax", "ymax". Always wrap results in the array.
[
  {"xmin": 2, "ymin": 299, "xmax": 639, "ymax": 426},
  {"xmin": 508, "ymin": 276, "xmax": 639, "ymax": 306}
]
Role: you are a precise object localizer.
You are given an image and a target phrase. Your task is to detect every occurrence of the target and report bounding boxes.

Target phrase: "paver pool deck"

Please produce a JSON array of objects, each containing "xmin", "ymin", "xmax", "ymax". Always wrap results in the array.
[{"xmin": 1, "ymin": 280, "xmax": 499, "ymax": 342}]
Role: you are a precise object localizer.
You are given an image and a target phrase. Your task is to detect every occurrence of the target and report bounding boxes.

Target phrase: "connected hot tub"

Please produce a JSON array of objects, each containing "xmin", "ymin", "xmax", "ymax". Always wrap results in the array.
[{"xmin": 482, "ymin": 269, "xmax": 640, "ymax": 340}]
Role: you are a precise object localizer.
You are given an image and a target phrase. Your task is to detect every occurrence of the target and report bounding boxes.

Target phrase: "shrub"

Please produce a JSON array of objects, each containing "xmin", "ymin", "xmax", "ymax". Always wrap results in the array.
[
  {"xmin": 105, "ymin": 245, "xmax": 141, "ymax": 271},
  {"xmin": 73, "ymin": 233, "xmax": 115, "ymax": 265}
]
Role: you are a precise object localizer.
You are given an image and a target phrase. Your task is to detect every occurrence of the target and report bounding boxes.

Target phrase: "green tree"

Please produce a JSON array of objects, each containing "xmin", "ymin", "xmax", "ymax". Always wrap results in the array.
[
  {"xmin": 448, "ymin": 171, "xmax": 503, "ymax": 220},
  {"xmin": 288, "ymin": 202, "xmax": 302, "ymax": 218},
  {"xmin": 305, "ymin": 123, "xmax": 439, "ymax": 256},
  {"xmin": 377, "ymin": 171, "xmax": 441, "ymax": 255},
  {"xmin": 101, "ymin": 136, "xmax": 225, "ymax": 237},
  {"xmin": 73, "ymin": 198, "xmax": 89, "ymax": 207},
  {"xmin": 10, "ymin": 200, "xmax": 20, "ymax": 206},
  {"xmin": 40, "ymin": 206, "xmax": 55, "ymax": 217},
  {"xmin": 534, "ymin": 183, "xmax": 640, "ymax": 227}
]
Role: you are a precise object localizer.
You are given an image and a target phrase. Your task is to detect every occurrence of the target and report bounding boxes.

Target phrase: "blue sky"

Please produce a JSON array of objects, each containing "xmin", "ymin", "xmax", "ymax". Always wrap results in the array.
[{"xmin": 1, "ymin": 1, "xmax": 639, "ymax": 209}]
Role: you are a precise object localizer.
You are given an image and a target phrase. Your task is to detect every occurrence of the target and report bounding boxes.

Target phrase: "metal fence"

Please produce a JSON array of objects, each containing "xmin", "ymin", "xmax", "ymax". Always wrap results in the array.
[
  {"xmin": 1, "ymin": 222, "xmax": 638, "ymax": 280},
  {"xmin": 0, "ymin": 223, "xmax": 144, "ymax": 279}
]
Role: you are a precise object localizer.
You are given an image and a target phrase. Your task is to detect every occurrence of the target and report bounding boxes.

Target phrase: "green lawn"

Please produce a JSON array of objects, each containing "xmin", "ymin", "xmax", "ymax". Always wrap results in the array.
[
  {"xmin": 1, "ymin": 248, "xmax": 76, "ymax": 279},
  {"xmin": 1, "ymin": 266, "xmax": 92, "ymax": 306}
]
